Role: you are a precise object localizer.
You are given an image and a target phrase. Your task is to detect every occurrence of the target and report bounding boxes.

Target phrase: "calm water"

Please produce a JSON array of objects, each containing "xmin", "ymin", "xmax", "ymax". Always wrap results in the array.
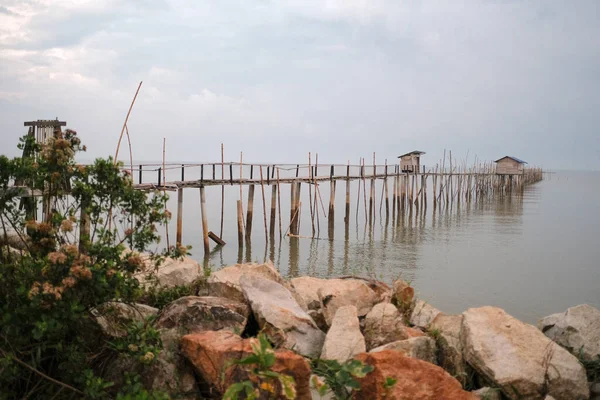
[{"xmin": 155, "ymin": 169, "xmax": 599, "ymax": 323}]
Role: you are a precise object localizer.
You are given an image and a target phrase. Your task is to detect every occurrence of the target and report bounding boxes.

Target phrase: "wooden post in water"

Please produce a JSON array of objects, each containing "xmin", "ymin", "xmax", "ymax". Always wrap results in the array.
[
  {"xmin": 392, "ymin": 166, "xmax": 397, "ymax": 222},
  {"xmin": 176, "ymin": 188, "xmax": 183, "ymax": 246},
  {"xmin": 259, "ymin": 166, "xmax": 268, "ymax": 243},
  {"xmin": 200, "ymin": 186, "xmax": 210, "ymax": 254},
  {"xmin": 269, "ymin": 184, "xmax": 277, "ymax": 238},
  {"xmin": 220, "ymin": 144, "xmax": 225, "ymax": 238},
  {"xmin": 246, "ymin": 184, "xmax": 255, "ymax": 242},
  {"xmin": 328, "ymin": 179, "xmax": 336, "ymax": 238},
  {"xmin": 345, "ymin": 162, "xmax": 350, "ymax": 224},
  {"xmin": 237, "ymin": 200, "xmax": 244, "ymax": 248},
  {"xmin": 384, "ymin": 161, "xmax": 390, "ymax": 221},
  {"xmin": 290, "ymin": 182, "xmax": 297, "ymax": 235},
  {"xmin": 295, "ymin": 182, "xmax": 302, "ymax": 235}
]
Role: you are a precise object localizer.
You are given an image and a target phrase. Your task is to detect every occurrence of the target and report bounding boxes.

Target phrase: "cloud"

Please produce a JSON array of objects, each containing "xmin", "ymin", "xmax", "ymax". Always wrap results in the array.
[{"xmin": 0, "ymin": 0, "xmax": 598, "ymax": 169}]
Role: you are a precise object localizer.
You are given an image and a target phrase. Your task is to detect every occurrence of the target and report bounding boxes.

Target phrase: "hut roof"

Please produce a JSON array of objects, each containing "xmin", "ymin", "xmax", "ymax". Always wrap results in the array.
[
  {"xmin": 494, "ymin": 156, "xmax": 527, "ymax": 164},
  {"xmin": 398, "ymin": 150, "xmax": 426, "ymax": 158}
]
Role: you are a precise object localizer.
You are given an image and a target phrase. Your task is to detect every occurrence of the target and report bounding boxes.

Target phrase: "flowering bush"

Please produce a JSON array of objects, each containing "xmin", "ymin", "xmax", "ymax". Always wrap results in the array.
[{"xmin": 0, "ymin": 131, "xmax": 179, "ymax": 398}]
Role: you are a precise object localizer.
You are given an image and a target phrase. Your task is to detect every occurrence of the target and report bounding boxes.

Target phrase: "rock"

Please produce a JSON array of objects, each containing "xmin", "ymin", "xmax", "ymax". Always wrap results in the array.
[
  {"xmin": 353, "ymin": 350, "xmax": 478, "ymax": 399},
  {"xmin": 410, "ymin": 300, "xmax": 443, "ymax": 329},
  {"xmin": 462, "ymin": 306, "xmax": 589, "ymax": 400},
  {"xmin": 363, "ymin": 303, "xmax": 409, "ymax": 350},
  {"xmin": 370, "ymin": 337, "xmax": 437, "ymax": 364},
  {"xmin": 104, "ymin": 329, "xmax": 199, "ymax": 399},
  {"xmin": 136, "ymin": 254, "xmax": 205, "ymax": 288},
  {"xmin": 155, "ymin": 296, "xmax": 249, "ymax": 335},
  {"xmin": 317, "ymin": 279, "xmax": 380, "ymax": 326},
  {"xmin": 309, "ymin": 309, "xmax": 328, "ymax": 333},
  {"xmin": 472, "ymin": 387, "xmax": 502, "ymax": 400},
  {"xmin": 320, "ymin": 306, "xmax": 365, "ymax": 362},
  {"xmin": 406, "ymin": 327, "xmax": 426, "ymax": 338},
  {"xmin": 392, "ymin": 279, "xmax": 415, "ymax": 308},
  {"xmin": 430, "ymin": 314, "xmax": 472, "ymax": 387},
  {"xmin": 240, "ymin": 274, "xmax": 325, "ymax": 358},
  {"xmin": 92, "ymin": 302, "xmax": 158, "ymax": 337},
  {"xmin": 544, "ymin": 396, "xmax": 557, "ymax": 400},
  {"xmin": 290, "ymin": 276, "xmax": 326, "ymax": 310},
  {"xmin": 538, "ymin": 304, "xmax": 600, "ymax": 361},
  {"xmin": 208, "ymin": 261, "xmax": 308, "ymax": 310},
  {"xmin": 181, "ymin": 330, "xmax": 311, "ymax": 399},
  {"xmin": 591, "ymin": 382, "xmax": 600, "ymax": 396}
]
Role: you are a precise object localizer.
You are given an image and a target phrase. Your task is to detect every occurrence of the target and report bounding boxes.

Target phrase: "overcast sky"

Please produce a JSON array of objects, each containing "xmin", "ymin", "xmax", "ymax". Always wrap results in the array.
[{"xmin": 1, "ymin": 0, "xmax": 598, "ymax": 170}]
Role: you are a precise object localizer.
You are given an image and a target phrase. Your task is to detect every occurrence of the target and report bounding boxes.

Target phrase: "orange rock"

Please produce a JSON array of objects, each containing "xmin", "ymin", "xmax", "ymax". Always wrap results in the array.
[
  {"xmin": 353, "ymin": 350, "xmax": 478, "ymax": 400},
  {"xmin": 180, "ymin": 331, "xmax": 311, "ymax": 399},
  {"xmin": 405, "ymin": 327, "xmax": 426, "ymax": 338}
]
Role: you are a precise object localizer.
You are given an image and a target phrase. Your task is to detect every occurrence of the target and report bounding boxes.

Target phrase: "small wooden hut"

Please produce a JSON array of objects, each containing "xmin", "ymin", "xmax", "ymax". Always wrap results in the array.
[
  {"xmin": 494, "ymin": 156, "xmax": 527, "ymax": 175},
  {"xmin": 398, "ymin": 151, "xmax": 425, "ymax": 173}
]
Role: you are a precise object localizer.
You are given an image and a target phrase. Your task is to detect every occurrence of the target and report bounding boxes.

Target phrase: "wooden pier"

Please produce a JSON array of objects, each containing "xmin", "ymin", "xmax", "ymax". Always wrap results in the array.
[{"xmin": 126, "ymin": 155, "xmax": 543, "ymax": 256}]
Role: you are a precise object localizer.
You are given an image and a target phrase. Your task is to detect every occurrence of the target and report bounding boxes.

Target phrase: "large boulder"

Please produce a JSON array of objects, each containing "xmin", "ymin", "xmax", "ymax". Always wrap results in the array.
[
  {"xmin": 353, "ymin": 350, "xmax": 478, "ymax": 399},
  {"xmin": 320, "ymin": 305, "xmax": 365, "ymax": 362},
  {"xmin": 538, "ymin": 304, "xmax": 600, "ymax": 361},
  {"xmin": 363, "ymin": 302, "xmax": 409, "ymax": 350},
  {"xmin": 155, "ymin": 296, "xmax": 249, "ymax": 335},
  {"xmin": 317, "ymin": 279, "xmax": 380, "ymax": 326},
  {"xmin": 370, "ymin": 337, "xmax": 437, "ymax": 364},
  {"xmin": 290, "ymin": 276, "xmax": 326, "ymax": 311},
  {"xmin": 136, "ymin": 254, "xmax": 205, "ymax": 288},
  {"xmin": 410, "ymin": 300, "xmax": 443, "ymax": 329},
  {"xmin": 208, "ymin": 261, "xmax": 307, "ymax": 310},
  {"xmin": 92, "ymin": 302, "xmax": 158, "ymax": 337},
  {"xmin": 430, "ymin": 314, "xmax": 472, "ymax": 387},
  {"xmin": 462, "ymin": 306, "xmax": 589, "ymax": 400},
  {"xmin": 240, "ymin": 275, "xmax": 325, "ymax": 358},
  {"xmin": 180, "ymin": 331, "xmax": 311, "ymax": 399}
]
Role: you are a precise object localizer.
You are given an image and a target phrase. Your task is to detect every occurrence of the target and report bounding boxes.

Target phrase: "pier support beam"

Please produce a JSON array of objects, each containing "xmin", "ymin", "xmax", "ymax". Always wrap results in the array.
[
  {"xmin": 176, "ymin": 188, "xmax": 183, "ymax": 246},
  {"xmin": 199, "ymin": 186, "xmax": 210, "ymax": 254}
]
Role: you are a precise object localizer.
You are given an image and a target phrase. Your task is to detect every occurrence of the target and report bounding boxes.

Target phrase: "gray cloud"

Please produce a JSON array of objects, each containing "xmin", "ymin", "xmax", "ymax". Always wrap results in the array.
[{"xmin": 0, "ymin": 0, "xmax": 598, "ymax": 170}]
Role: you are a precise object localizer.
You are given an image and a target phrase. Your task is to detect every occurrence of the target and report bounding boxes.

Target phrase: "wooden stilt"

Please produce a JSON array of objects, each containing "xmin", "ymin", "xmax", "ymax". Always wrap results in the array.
[
  {"xmin": 200, "ymin": 186, "xmax": 210, "ymax": 254},
  {"xmin": 176, "ymin": 188, "xmax": 183, "ymax": 246},
  {"xmin": 259, "ymin": 166, "xmax": 268, "ymax": 243},
  {"xmin": 246, "ymin": 185, "xmax": 255, "ymax": 242},
  {"xmin": 345, "ymin": 161, "xmax": 350, "ymax": 224},
  {"xmin": 237, "ymin": 200, "xmax": 244, "ymax": 248},
  {"xmin": 269, "ymin": 184, "xmax": 277, "ymax": 238}
]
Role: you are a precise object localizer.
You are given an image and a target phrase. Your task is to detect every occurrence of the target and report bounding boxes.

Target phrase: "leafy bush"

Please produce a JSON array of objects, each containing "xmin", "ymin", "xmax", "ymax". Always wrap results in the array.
[
  {"xmin": 311, "ymin": 358, "xmax": 374, "ymax": 399},
  {"xmin": 0, "ymin": 131, "xmax": 180, "ymax": 398},
  {"xmin": 223, "ymin": 333, "xmax": 296, "ymax": 400}
]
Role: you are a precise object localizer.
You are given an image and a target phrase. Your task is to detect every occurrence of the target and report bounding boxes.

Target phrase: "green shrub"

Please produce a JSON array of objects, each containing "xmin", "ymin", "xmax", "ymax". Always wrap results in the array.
[
  {"xmin": 0, "ymin": 131, "xmax": 181, "ymax": 398},
  {"xmin": 311, "ymin": 358, "xmax": 374, "ymax": 399}
]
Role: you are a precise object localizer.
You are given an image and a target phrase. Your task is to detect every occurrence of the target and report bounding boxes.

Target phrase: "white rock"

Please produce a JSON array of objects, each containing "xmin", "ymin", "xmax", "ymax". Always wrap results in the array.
[
  {"xmin": 240, "ymin": 274, "xmax": 325, "ymax": 358},
  {"xmin": 136, "ymin": 254, "xmax": 204, "ymax": 288},
  {"xmin": 320, "ymin": 305, "xmax": 366, "ymax": 362},
  {"xmin": 290, "ymin": 276, "xmax": 328, "ymax": 310},
  {"xmin": 363, "ymin": 302, "xmax": 408, "ymax": 350},
  {"xmin": 370, "ymin": 337, "xmax": 437, "ymax": 364},
  {"xmin": 208, "ymin": 261, "xmax": 307, "ymax": 310},
  {"xmin": 430, "ymin": 314, "xmax": 472, "ymax": 387},
  {"xmin": 317, "ymin": 279, "xmax": 380, "ymax": 326},
  {"xmin": 462, "ymin": 306, "xmax": 589, "ymax": 400},
  {"xmin": 538, "ymin": 304, "xmax": 600, "ymax": 361},
  {"xmin": 410, "ymin": 300, "xmax": 443, "ymax": 329}
]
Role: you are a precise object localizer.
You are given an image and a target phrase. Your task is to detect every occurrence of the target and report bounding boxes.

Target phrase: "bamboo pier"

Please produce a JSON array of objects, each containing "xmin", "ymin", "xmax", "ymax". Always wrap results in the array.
[{"xmin": 128, "ymin": 154, "xmax": 543, "ymax": 256}]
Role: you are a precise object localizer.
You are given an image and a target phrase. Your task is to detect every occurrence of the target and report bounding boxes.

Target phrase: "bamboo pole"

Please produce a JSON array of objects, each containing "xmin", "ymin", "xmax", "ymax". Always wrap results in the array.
[
  {"xmin": 259, "ymin": 166, "xmax": 268, "ymax": 243},
  {"xmin": 345, "ymin": 161, "xmax": 350, "ymax": 224},
  {"xmin": 328, "ymin": 179, "xmax": 336, "ymax": 235},
  {"xmin": 269, "ymin": 183, "xmax": 277, "ymax": 238},
  {"xmin": 200, "ymin": 186, "xmax": 209, "ymax": 254},
  {"xmin": 308, "ymin": 153, "xmax": 315, "ymax": 237},
  {"xmin": 246, "ymin": 184, "xmax": 255, "ymax": 242},
  {"xmin": 276, "ymin": 168, "xmax": 282, "ymax": 238},
  {"xmin": 162, "ymin": 138, "xmax": 170, "ymax": 249},
  {"xmin": 237, "ymin": 200, "xmax": 244, "ymax": 248},
  {"xmin": 176, "ymin": 188, "xmax": 183, "ymax": 246},
  {"xmin": 220, "ymin": 143, "xmax": 225, "ymax": 238},
  {"xmin": 384, "ymin": 160, "xmax": 389, "ymax": 221},
  {"xmin": 114, "ymin": 81, "xmax": 142, "ymax": 162}
]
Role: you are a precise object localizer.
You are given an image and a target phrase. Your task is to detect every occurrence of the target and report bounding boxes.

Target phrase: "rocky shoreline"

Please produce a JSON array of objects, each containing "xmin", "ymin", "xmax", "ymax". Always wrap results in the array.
[{"xmin": 97, "ymin": 259, "xmax": 600, "ymax": 399}]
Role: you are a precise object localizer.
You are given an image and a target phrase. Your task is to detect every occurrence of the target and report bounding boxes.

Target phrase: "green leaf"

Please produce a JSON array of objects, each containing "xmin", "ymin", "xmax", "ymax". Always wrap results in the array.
[
  {"xmin": 223, "ymin": 382, "xmax": 246, "ymax": 400},
  {"xmin": 279, "ymin": 374, "xmax": 297, "ymax": 400}
]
